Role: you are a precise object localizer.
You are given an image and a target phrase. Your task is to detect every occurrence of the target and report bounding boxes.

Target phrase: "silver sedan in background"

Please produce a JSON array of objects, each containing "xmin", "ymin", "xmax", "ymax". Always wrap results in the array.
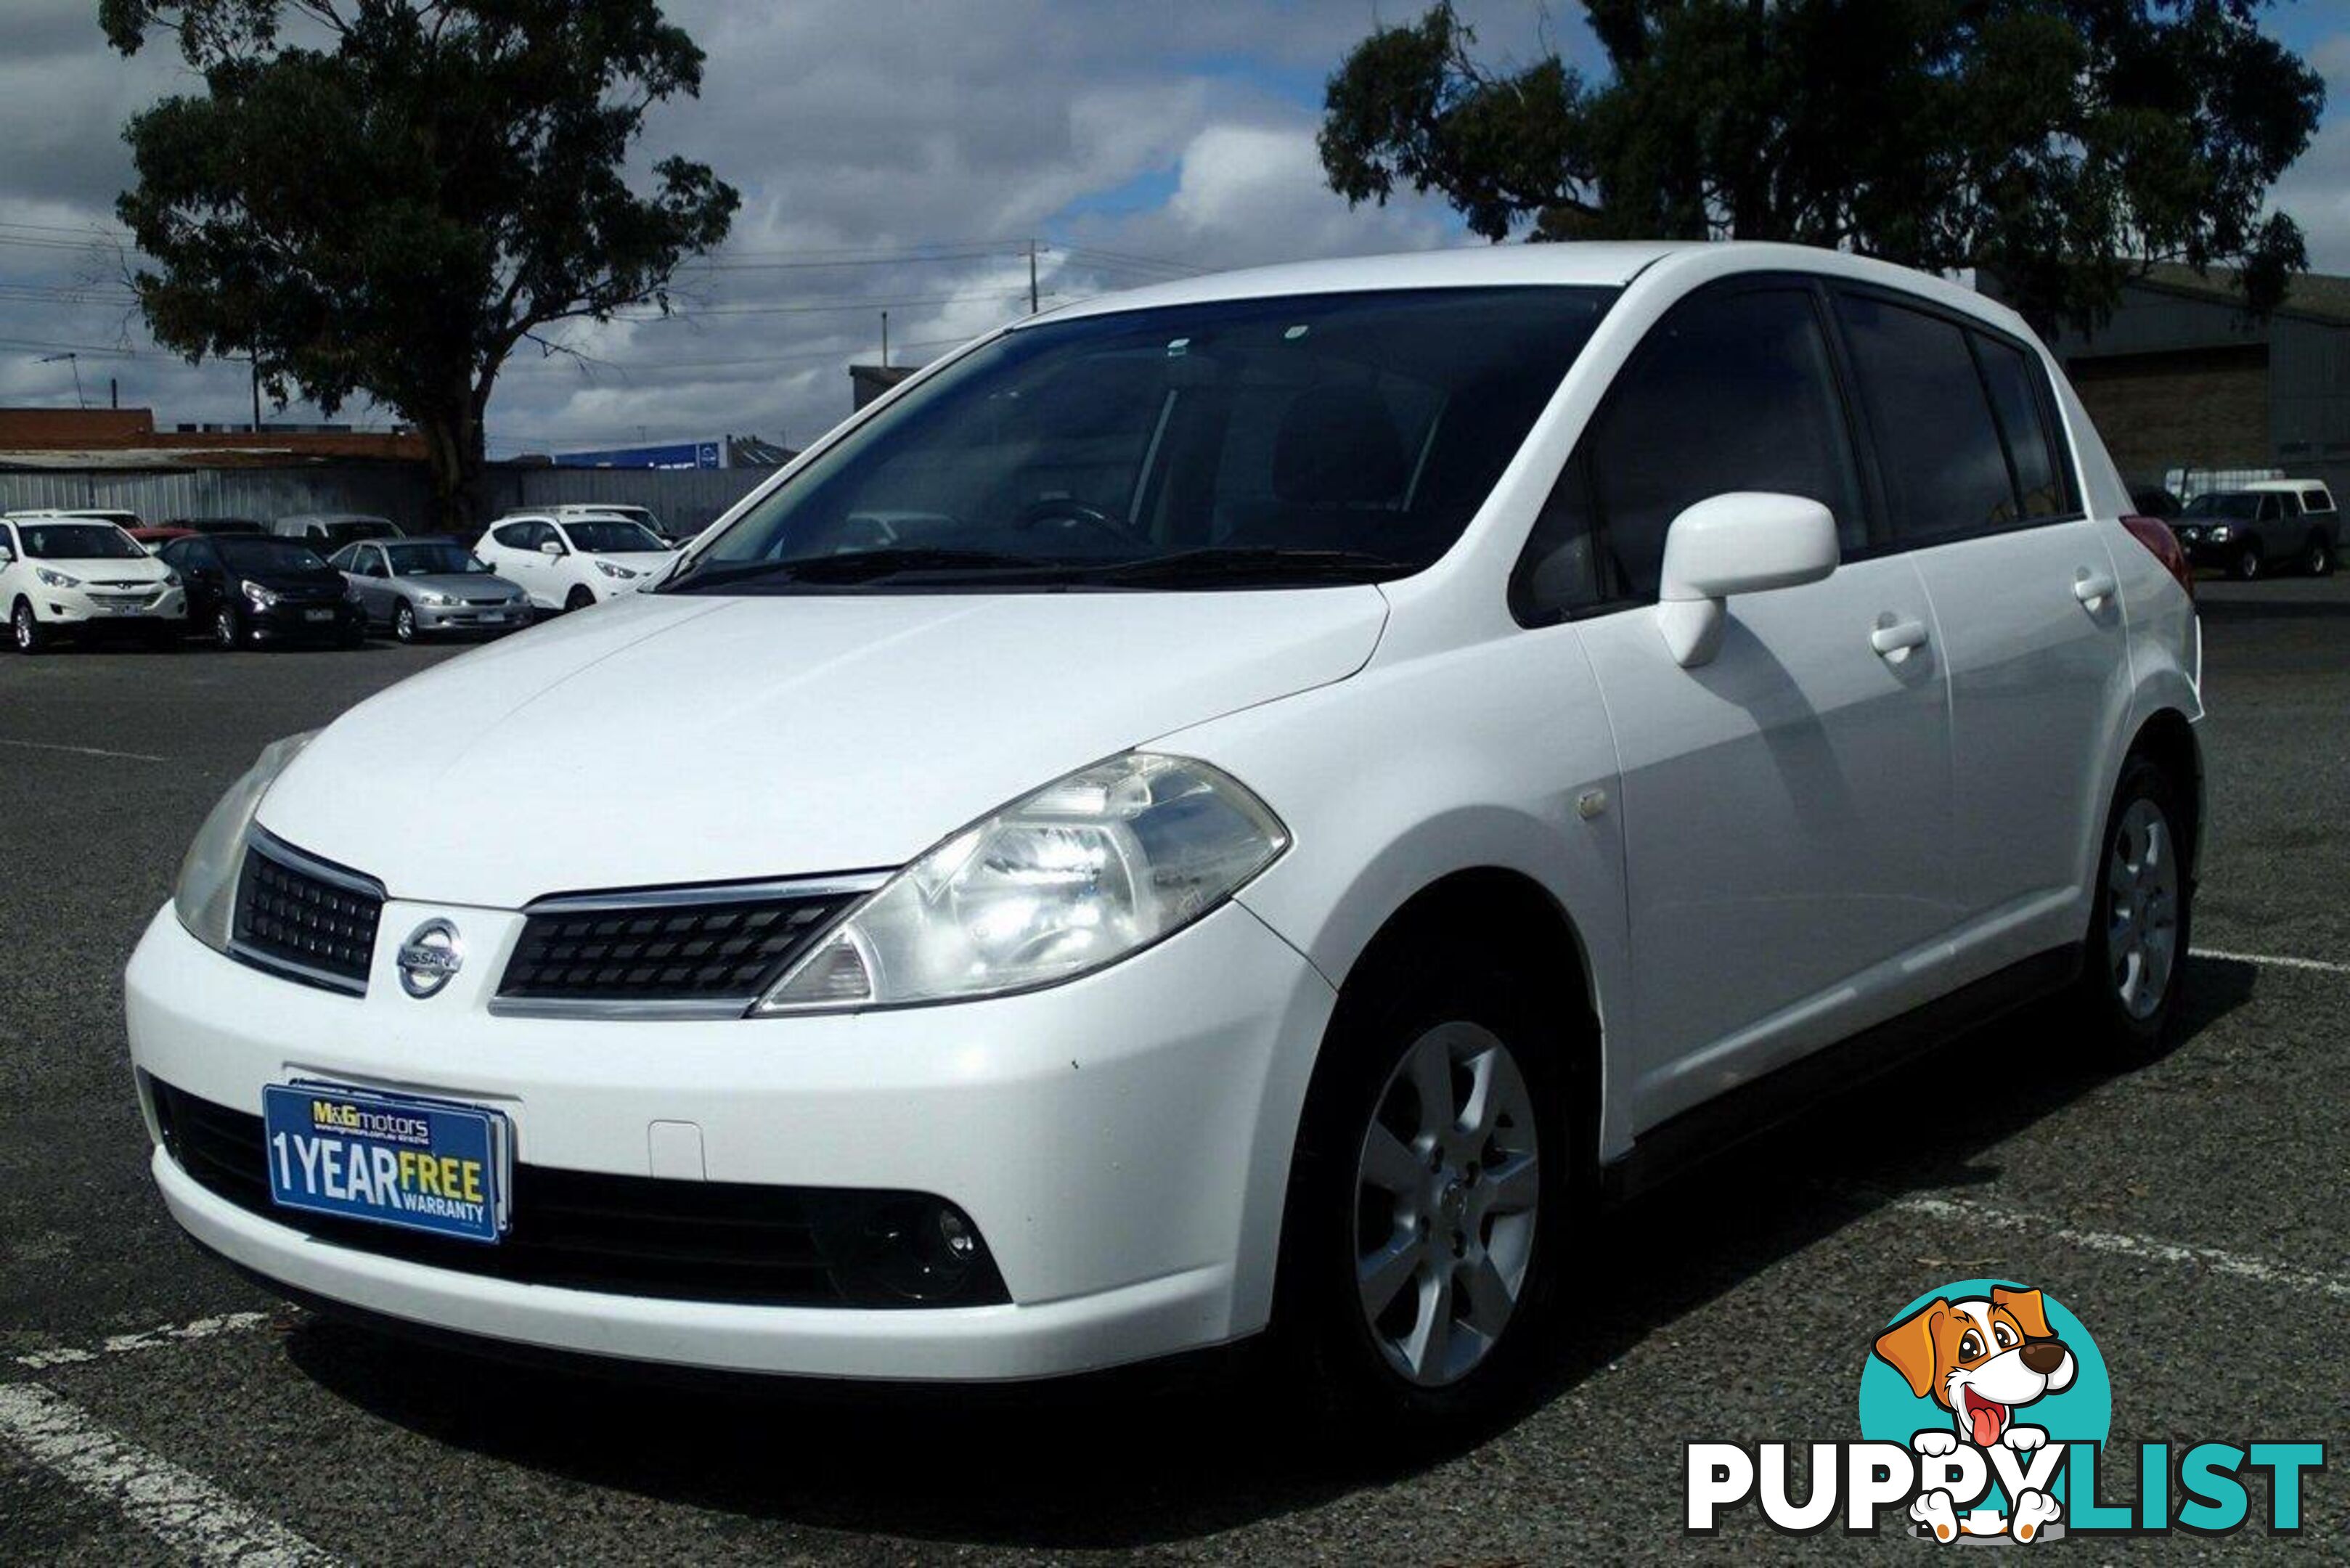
[{"xmin": 328, "ymin": 538, "xmax": 534, "ymax": 642}]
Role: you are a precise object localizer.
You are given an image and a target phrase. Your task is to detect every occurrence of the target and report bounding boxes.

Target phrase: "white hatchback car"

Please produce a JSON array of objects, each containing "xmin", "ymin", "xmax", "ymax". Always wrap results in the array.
[
  {"xmin": 2, "ymin": 513, "xmax": 188, "ymax": 651},
  {"xmin": 126, "ymin": 242, "xmax": 2200, "ymax": 1425},
  {"xmin": 474, "ymin": 511, "xmax": 672, "ymax": 612}
]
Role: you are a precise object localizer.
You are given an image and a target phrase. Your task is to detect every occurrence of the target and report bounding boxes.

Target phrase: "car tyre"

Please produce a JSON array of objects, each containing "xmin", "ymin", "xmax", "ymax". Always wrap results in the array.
[
  {"xmin": 1273, "ymin": 940, "xmax": 1573, "ymax": 1443},
  {"xmin": 2306, "ymin": 531, "xmax": 2335, "ymax": 577},
  {"xmin": 11, "ymin": 599, "xmax": 43, "ymax": 655},
  {"xmin": 213, "ymin": 605, "xmax": 243, "ymax": 650},
  {"xmin": 393, "ymin": 601, "xmax": 417, "ymax": 643},
  {"xmin": 2230, "ymin": 541, "xmax": 2263, "ymax": 580},
  {"xmin": 2073, "ymin": 753, "xmax": 2193, "ymax": 1056},
  {"xmin": 564, "ymin": 584, "xmax": 595, "ymax": 613}
]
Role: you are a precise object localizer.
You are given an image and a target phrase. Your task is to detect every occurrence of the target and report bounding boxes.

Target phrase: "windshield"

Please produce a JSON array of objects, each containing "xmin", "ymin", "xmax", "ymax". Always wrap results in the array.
[
  {"xmin": 666, "ymin": 286, "xmax": 1617, "ymax": 593},
  {"xmin": 19, "ymin": 523, "xmax": 143, "ymax": 560},
  {"xmin": 219, "ymin": 538, "xmax": 331, "ymax": 573},
  {"xmin": 563, "ymin": 518, "xmax": 666, "ymax": 553},
  {"xmin": 2182, "ymin": 493, "xmax": 2259, "ymax": 519},
  {"xmin": 383, "ymin": 541, "xmax": 489, "ymax": 576}
]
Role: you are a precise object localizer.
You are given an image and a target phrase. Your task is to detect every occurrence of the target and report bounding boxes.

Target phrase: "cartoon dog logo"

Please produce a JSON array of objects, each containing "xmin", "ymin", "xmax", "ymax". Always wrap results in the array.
[{"xmin": 1873, "ymin": 1286, "xmax": 2076, "ymax": 1543}]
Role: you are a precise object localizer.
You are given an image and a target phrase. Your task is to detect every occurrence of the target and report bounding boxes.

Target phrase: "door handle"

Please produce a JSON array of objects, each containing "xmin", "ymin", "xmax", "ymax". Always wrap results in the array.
[
  {"xmin": 2073, "ymin": 569, "xmax": 2117, "ymax": 608},
  {"xmin": 1870, "ymin": 618, "xmax": 1930, "ymax": 658}
]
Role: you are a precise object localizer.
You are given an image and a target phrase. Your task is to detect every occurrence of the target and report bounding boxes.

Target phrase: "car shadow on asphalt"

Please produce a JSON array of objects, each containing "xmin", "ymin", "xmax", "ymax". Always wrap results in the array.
[{"xmin": 280, "ymin": 957, "xmax": 2259, "ymax": 1551}]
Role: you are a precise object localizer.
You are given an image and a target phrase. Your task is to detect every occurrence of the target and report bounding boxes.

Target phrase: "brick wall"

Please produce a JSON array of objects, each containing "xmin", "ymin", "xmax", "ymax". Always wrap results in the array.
[{"xmin": 2065, "ymin": 345, "xmax": 2269, "ymax": 485}]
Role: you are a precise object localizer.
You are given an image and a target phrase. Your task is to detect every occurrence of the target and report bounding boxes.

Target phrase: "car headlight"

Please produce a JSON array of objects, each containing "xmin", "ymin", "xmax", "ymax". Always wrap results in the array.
[
  {"xmin": 755, "ymin": 751, "xmax": 1288, "ymax": 1014},
  {"xmin": 2207, "ymin": 525, "xmax": 2232, "ymax": 542},
  {"xmin": 35, "ymin": 568, "xmax": 79, "ymax": 589},
  {"xmin": 173, "ymin": 731, "xmax": 317, "ymax": 954},
  {"xmin": 162, "ymin": 570, "xmax": 182, "ymax": 589},
  {"xmin": 2179, "ymin": 526, "xmax": 2201, "ymax": 542},
  {"xmin": 595, "ymin": 560, "xmax": 639, "ymax": 580},
  {"xmin": 242, "ymin": 579, "xmax": 280, "ymax": 610},
  {"xmin": 415, "ymin": 590, "xmax": 452, "ymax": 606}
]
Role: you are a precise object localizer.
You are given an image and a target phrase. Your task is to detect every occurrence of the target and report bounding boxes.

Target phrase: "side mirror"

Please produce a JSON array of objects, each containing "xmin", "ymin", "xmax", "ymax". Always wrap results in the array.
[
  {"xmin": 1655, "ymin": 492, "xmax": 1838, "ymax": 667},
  {"xmin": 539, "ymin": 539, "xmax": 565, "ymax": 557}
]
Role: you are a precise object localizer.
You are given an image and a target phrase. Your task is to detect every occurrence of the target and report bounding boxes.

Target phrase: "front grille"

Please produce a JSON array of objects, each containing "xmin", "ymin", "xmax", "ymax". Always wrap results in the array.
[
  {"xmin": 498, "ymin": 885, "xmax": 864, "ymax": 1006},
  {"xmin": 147, "ymin": 1078, "xmax": 1005, "ymax": 1308},
  {"xmin": 231, "ymin": 836, "xmax": 383, "ymax": 995}
]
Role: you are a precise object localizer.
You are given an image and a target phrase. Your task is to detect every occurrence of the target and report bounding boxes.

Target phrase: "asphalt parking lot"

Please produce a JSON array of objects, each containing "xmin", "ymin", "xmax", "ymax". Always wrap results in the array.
[{"xmin": 1, "ymin": 579, "xmax": 2343, "ymax": 1563}]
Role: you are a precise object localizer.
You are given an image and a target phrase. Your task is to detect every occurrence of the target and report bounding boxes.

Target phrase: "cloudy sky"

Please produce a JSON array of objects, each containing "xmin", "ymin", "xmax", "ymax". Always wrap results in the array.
[{"xmin": 1, "ymin": 1, "xmax": 2344, "ymax": 460}]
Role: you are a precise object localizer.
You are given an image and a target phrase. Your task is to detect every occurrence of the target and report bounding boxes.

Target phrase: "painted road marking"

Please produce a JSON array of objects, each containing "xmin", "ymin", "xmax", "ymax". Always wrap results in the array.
[
  {"xmin": 2192, "ymin": 947, "xmax": 2350, "ymax": 977},
  {"xmin": 0, "ymin": 736, "xmax": 172, "ymax": 763},
  {"xmin": 1893, "ymin": 1195, "xmax": 2350, "ymax": 1302},
  {"xmin": 0, "ymin": 1384, "xmax": 337, "ymax": 1565},
  {"xmin": 9, "ymin": 1311, "xmax": 274, "ymax": 1371}
]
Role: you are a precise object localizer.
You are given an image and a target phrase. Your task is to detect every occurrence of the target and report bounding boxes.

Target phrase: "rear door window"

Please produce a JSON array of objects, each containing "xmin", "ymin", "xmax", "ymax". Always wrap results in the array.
[{"xmin": 1834, "ymin": 293, "xmax": 2018, "ymax": 545}]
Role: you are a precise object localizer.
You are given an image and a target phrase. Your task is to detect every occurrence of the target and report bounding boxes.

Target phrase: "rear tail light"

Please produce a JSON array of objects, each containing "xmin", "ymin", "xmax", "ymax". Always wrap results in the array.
[{"xmin": 2121, "ymin": 515, "xmax": 2192, "ymax": 601}]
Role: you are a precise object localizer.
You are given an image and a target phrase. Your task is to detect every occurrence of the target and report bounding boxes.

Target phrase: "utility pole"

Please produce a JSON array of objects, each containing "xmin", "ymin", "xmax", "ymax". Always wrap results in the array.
[
  {"xmin": 880, "ymin": 310, "xmax": 889, "ymax": 369},
  {"xmin": 1027, "ymin": 240, "xmax": 1040, "ymax": 314},
  {"xmin": 249, "ymin": 345, "xmax": 262, "ymax": 432}
]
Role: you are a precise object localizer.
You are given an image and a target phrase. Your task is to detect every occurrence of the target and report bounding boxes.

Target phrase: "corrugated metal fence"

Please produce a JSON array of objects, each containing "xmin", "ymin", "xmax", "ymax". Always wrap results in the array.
[{"xmin": 0, "ymin": 465, "xmax": 776, "ymax": 539}]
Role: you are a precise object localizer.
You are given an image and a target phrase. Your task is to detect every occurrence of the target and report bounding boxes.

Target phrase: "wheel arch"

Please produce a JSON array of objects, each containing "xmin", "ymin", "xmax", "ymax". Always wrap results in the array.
[{"xmin": 2123, "ymin": 706, "xmax": 2204, "ymax": 878}]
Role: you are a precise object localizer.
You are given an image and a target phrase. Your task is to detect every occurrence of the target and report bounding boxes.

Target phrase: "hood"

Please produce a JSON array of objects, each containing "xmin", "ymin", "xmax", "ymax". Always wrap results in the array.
[
  {"xmin": 258, "ymin": 587, "xmax": 1388, "ymax": 907},
  {"xmin": 246, "ymin": 567, "xmax": 346, "ymax": 594},
  {"xmin": 401, "ymin": 572, "xmax": 523, "ymax": 599},
  {"xmin": 47, "ymin": 555, "xmax": 170, "ymax": 581}
]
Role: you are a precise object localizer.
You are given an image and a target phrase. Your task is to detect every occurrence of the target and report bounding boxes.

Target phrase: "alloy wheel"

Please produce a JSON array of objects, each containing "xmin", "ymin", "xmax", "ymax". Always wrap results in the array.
[
  {"xmin": 12, "ymin": 603, "xmax": 33, "ymax": 652},
  {"xmin": 1354, "ymin": 1021, "xmax": 1540, "ymax": 1387},
  {"xmin": 214, "ymin": 608, "xmax": 238, "ymax": 648},
  {"xmin": 2107, "ymin": 797, "xmax": 2181, "ymax": 1021},
  {"xmin": 395, "ymin": 603, "xmax": 415, "ymax": 642}
]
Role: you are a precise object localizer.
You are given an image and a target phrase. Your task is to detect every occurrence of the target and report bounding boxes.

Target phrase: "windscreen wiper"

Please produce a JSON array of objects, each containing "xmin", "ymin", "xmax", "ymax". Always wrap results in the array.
[
  {"xmin": 1082, "ymin": 547, "xmax": 1414, "ymax": 587},
  {"xmin": 661, "ymin": 547, "xmax": 1052, "ymax": 592}
]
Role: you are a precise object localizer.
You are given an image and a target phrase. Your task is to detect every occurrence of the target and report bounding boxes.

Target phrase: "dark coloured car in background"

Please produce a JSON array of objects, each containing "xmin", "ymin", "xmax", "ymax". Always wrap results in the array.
[
  {"xmin": 164, "ymin": 517, "xmax": 269, "ymax": 538},
  {"xmin": 2174, "ymin": 482, "xmax": 2340, "ymax": 579},
  {"xmin": 158, "ymin": 534, "xmax": 366, "ymax": 649}
]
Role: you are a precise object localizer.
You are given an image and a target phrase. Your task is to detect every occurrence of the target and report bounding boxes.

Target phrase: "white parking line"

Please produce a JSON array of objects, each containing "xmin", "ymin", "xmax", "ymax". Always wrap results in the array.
[
  {"xmin": 0, "ymin": 735, "xmax": 172, "ymax": 763},
  {"xmin": 2192, "ymin": 947, "xmax": 2350, "ymax": 977},
  {"xmin": 0, "ymin": 1384, "xmax": 337, "ymax": 1565},
  {"xmin": 1893, "ymin": 1195, "xmax": 2350, "ymax": 1302},
  {"xmin": 9, "ymin": 1310, "xmax": 274, "ymax": 1371}
]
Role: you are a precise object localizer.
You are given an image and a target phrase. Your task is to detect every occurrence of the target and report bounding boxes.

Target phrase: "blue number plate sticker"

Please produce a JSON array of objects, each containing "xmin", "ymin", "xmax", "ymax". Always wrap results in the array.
[{"xmin": 262, "ymin": 1084, "xmax": 510, "ymax": 1244}]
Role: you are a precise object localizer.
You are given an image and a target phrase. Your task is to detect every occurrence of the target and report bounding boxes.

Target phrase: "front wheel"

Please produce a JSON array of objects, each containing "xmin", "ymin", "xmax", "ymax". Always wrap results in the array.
[
  {"xmin": 563, "ymin": 585, "xmax": 596, "ymax": 613},
  {"xmin": 393, "ymin": 601, "xmax": 417, "ymax": 643},
  {"xmin": 11, "ymin": 600, "xmax": 42, "ymax": 655},
  {"xmin": 2074, "ymin": 754, "xmax": 2193, "ymax": 1055},
  {"xmin": 1276, "ymin": 947, "xmax": 1570, "ymax": 1435},
  {"xmin": 2231, "ymin": 541, "xmax": 2264, "ymax": 580},
  {"xmin": 213, "ymin": 605, "xmax": 242, "ymax": 650}
]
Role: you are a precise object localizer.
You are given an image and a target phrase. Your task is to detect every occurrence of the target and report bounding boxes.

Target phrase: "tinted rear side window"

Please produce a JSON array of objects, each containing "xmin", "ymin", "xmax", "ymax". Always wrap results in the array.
[
  {"xmin": 1835, "ymin": 294, "xmax": 2015, "ymax": 545},
  {"xmin": 1972, "ymin": 335, "xmax": 2070, "ymax": 518},
  {"xmin": 1563, "ymin": 287, "xmax": 1864, "ymax": 605}
]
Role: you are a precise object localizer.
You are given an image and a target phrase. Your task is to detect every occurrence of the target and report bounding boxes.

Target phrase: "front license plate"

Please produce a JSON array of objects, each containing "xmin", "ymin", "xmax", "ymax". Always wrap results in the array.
[
  {"xmin": 262, "ymin": 1083, "xmax": 509, "ymax": 1244},
  {"xmin": 303, "ymin": 607, "xmax": 335, "ymax": 623}
]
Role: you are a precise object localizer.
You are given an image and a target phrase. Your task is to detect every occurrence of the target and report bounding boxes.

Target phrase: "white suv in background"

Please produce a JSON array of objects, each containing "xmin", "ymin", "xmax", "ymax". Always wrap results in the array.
[
  {"xmin": 2, "ymin": 513, "xmax": 187, "ymax": 652},
  {"xmin": 474, "ymin": 510, "xmax": 673, "ymax": 611},
  {"xmin": 127, "ymin": 242, "xmax": 2200, "ymax": 1432}
]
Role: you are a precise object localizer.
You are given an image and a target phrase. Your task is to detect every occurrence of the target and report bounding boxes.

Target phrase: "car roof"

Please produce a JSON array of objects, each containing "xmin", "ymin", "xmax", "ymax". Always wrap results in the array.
[
  {"xmin": 2240, "ymin": 479, "xmax": 2332, "ymax": 493},
  {"xmin": 1027, "ymin": 240, "xmax": 2016, "ymax": 330}
]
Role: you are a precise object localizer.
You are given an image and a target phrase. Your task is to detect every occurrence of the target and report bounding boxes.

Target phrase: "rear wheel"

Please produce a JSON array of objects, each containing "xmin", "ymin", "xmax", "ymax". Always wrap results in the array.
[
  {"xmin": 2230, "ymin": 541, "xmax": 2264, "ymax": 580},
  {"xmin": 1276, "ymin": 942, "xmax": 1571, "ymax": 1437},
  {"xmin": 393, "ymin": 601, "xmax": 417, "ymax": 643},
  {"xmin": 2073, "ymin": 754, "xmax": 2193, "ymax": 1055},
  {"xmin": 2306, "ymin": 531, "xmax": 2335, "ymax": 577},
  {"xmin": 11, "ymin": 599, "xmax": 42, "ymax": 655}
]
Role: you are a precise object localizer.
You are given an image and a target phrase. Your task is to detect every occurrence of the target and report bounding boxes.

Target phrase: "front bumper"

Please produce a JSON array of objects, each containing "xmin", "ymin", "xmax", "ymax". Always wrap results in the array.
[
  {"xmin": 413, "ymin": 600, "xmax": 531, "ymax": 632},
  {"xmin": 34, "ymin": 584, "xmax": 186, "ymax": 626},
  {"xmin": 246, "ymin": 599, "xmax": 364, "ymax": 640},
  {"xmin": 125, "ymin": 899, "xmax": 1334, "ymax": 1380}
]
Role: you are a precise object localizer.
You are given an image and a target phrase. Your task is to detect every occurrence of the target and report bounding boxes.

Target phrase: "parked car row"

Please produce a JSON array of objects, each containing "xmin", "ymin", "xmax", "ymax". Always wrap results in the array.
[{"xmin": 1, "ymin": 505, "xmax": 680, "ymax": 653}]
